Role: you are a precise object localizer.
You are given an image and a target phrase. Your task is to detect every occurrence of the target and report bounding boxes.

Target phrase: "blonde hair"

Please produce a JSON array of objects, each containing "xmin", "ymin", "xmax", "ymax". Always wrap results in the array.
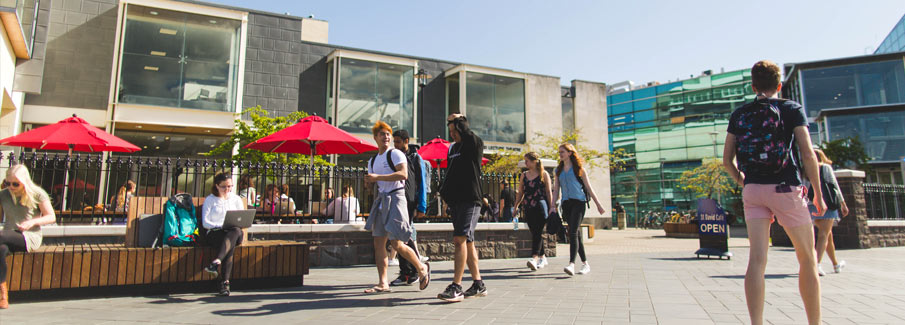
[
  {"xmin": 6, "ymin": 164, "xmax": 48, "ymax": 209},
  {"xmin": 115, "ymin": 180, "xmax": 136, "ymax": 208},
  {"xmin": 555, "ymin": 143, "xmax": 585, "ymax": 178},
  {"xmin": 814, "ymin": 148, "xmax": 833, "ymax": 165}
]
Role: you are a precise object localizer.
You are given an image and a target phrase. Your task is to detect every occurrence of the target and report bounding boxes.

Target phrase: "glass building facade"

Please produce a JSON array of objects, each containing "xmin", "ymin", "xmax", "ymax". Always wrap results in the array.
[
  {"xmin": 446, "ymin": 70, "xmax": 526, "ymax": 143},
  {"xmin": 607, "ymin": 70, "xmax": 754, "ymax": 223},
  {"xmin": 876, "ymin": 13, "xmax": 905, "ymax": 54}
]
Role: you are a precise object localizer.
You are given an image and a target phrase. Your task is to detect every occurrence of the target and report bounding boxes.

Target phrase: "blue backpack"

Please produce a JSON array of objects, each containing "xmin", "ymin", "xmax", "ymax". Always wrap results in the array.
[
  {"xmin": 734, "ymin": 98, "xmax": 793, "ymax": 176},
  {"xmin": 162, "ymin": 193, "xmax": 198, "ymax": 247}
]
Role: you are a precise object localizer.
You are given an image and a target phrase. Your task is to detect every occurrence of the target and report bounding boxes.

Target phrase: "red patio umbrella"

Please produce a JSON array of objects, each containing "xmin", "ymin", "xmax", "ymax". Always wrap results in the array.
[
  {"xmin": 417, "ymin": 137, "xmax": 489, "ymax": 168},
  {"xmin": 244, "ymin": 115, "xmax": 378, "ymax": 212},
  {"xmin": 0, "ymin": 114, "xmax": 140, "ymax": 213},
  {"xmin": 53, "ymin": 179, "xmax": 97, "ymax": 191}
]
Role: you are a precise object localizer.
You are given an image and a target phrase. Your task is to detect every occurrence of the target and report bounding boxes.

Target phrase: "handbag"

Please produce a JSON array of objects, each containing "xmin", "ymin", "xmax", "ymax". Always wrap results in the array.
[{"xmin": 546, "ymin": 211, "xmax": 563, "ymax": 235}]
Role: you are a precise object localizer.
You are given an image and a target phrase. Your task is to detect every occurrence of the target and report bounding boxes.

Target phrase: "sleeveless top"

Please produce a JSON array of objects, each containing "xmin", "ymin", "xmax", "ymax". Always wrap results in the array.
[
  {"xmin": 559, "ymin": 167, "xmax": 586, "ymax": 202},
  {"xmin": 523, "ymin": 172, "xmax": 547, "ymax": 208}
]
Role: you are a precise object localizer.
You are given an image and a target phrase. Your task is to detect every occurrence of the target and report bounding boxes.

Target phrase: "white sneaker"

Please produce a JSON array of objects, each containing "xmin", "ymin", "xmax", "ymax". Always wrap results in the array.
[
  {"xmin": 817, "ymin": 266, "xmax": 826, "ymax": 276},
  {"xmin": 388, "ymin": 259, "xmax": 399, "ymax": 266},
  {"xmin": 564, "ymin": 264, "xmax": 575, "ymax": 276},
  {"xmin": 834, "ymin": 260, "xmax": 846, "ymax": 274},
  {"xmin": 527, "ymin": 259, "xmax": 538, "ymax": 271},
  {"xmin": 537, "ymin": 257, "xmax": 548, "ymax": 268},
  {"xmin": 578, "ymin": 263, "xmax": 591, "ymax": 275},
  {"xmin": 420, "ymin": 256, "xmax": 430, "ymax": 263}
]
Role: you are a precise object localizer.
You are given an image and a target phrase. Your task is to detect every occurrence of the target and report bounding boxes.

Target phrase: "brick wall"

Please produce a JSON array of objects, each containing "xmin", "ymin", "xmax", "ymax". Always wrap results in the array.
[{"xmin": 242, "ymin": 12, "xmax": 302, "ymax": 118}]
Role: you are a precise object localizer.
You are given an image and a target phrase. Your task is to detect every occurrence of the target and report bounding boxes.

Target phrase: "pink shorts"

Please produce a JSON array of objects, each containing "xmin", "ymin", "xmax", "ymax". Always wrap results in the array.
[{"xmin": 742, "ymin": 184, "xmax": 813, "ymax": 228}]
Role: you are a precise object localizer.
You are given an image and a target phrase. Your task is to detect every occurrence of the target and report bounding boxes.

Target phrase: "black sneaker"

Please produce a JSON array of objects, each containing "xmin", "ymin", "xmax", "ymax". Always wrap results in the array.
[
  {"xmin": 204, "ymin": 261, "xmax": 220, "ymax": 278},
  {"xmin": 437, "ymin": 283, "xmax": 464, "ymax": 302},
  {"xmin": 464, "ymin": 281, "xmax": 487, "ymax": 298},
  {"xmin": 218, "ymin": 281, "xmax": 230, "ymax": 296},
  {"xmin": 390, "ymin": 274, "xmax": 418, "ymax": 286}
]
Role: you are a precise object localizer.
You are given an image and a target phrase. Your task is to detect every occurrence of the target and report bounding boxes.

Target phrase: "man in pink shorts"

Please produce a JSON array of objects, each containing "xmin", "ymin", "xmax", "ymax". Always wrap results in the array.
[{"xmin": 723, "ymin": 60, "xmax": 826, "ymax": 325}]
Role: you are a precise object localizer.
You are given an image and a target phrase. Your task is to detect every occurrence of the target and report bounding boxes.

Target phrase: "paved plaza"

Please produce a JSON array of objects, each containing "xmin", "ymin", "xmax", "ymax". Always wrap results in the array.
[{"xmin": 2, "ymin": 228, "xmax": 904, "ymax": 324}]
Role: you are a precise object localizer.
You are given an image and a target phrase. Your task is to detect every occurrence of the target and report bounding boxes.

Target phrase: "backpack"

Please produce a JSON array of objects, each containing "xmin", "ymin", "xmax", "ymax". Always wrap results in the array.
[
  {"xmin": 808, "ymin": 164, "xmax": 841, "ymax": 210},
  {"xmin": 369, "ymin": 148, "xmax": 423, "ymax": 203},
  {"xmin": 734, "ymin": 97, "xmax": 793, "ymax": 176},
  {"xmin": 162, "ymin": 193, "xmax": 198, "ymax": 247}
]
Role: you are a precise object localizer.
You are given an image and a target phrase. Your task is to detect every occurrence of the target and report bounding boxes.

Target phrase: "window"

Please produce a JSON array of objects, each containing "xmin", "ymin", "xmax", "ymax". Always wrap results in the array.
[
  {"xmin": 117, "ymin": 5, "xmax": 242, "ymax": 112},
  {"xmin": 448, "ymin": 71, "xmax": 526, "ymax": 143},
  {"xmin": 114, "ymin": 130, "xmax": 229, "ymax": 158},
  {"xmin": 562, "ymin": 88, "xmax": 575, "ymax": 136},
  {"xmin": 329, "ymin": 57, "xmax": 414, "ymax": 135},
  {"xmin": 801, "ymin": 60, "xmax": 905, "ymax": 111}
]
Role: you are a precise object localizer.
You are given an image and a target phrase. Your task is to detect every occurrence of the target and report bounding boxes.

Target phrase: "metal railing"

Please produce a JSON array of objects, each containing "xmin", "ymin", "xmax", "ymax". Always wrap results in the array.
[
  {"xmin": 863, "ymin": 183, "xmax": 905, "ymax": 220},
  {"xmin": 1, "ymin": 152, "xmax": 520, "ymax": 225}
]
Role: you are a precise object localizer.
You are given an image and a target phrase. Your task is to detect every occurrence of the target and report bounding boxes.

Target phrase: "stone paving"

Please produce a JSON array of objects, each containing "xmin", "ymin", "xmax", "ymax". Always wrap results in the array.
[{"xmin": 2, "ymin": 228, "xmax": 904, "ymax": 324}]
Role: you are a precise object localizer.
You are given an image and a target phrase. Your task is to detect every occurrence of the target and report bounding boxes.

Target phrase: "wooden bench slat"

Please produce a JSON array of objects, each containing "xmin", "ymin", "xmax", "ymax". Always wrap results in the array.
[
  {"xmin": 8, "ymin": 254, "xmax": 20, "ymax": 290},
  {"xmin": 60, "ymin": 248, "xmax": 73, "ymax": 289},
  {"xmin": 107, "ymin": 249, "xmax": 119, "ymax": 286},
  {"xmin": 151, "ymin": 249, "xmax": 162, "ymax": 284},
  {"xmin": 289, "ymin": 244, "xmax": 297, "ymax": 276},
  {"xmin": 254, "ymin": 246, "xmax": 264, "ymax": 278},
  {"xmin": 33, "ymin": 252, "xmax": 46, "ymax": 290},
  {"xmin": 98, "ymin": 249, "xmax": 110, "ymax": 287},
  {"xmin": 117, "ymin": 248, "xmax": 128, "ymax": 286},
  {"xmin": 136, "ymin": 249, "xmax": 147, "ymax": 285},
  {"xmin": 50, "ymin": 247, "xmax": 64, "ymax": 289}
]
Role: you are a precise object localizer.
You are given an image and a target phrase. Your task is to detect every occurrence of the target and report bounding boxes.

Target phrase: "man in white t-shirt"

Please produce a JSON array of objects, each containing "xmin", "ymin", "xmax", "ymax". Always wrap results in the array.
[{"xmin": 363, "ymin": 121, "xmax": 430, "ymax": 294}]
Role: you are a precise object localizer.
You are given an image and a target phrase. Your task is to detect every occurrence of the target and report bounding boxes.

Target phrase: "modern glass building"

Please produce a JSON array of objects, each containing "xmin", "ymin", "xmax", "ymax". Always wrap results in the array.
[
  {"xmin": 784, "ymin": 51, "xmax": 905, "ymax": 184},
  {"xmin": 876, "ymin": 13, "xmax": 905, "ymax": 54},
  {"xmin": 607, "ymin": 69, "xmax": 754, "ymax": 222}
]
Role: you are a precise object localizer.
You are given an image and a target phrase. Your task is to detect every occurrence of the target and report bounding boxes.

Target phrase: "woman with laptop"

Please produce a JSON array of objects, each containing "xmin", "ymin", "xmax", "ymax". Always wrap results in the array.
[{"xmin": 201, "ymin": 172, "xmax": 246, "ymax": 296}]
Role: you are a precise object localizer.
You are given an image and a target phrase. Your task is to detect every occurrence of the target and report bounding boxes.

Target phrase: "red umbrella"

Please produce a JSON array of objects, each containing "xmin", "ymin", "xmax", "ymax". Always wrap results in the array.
[
  {"xmin": 0, "ymin": 114, "xmax": 140, "ymax": 213},
  {"xmin": 244, "ymin": 115, "xmax": 377, "ymax": 155},
  {"xmin": 53, "ymin": 179, "xmax": 96, "ymax": 191},
  {"xmin": 0, "ymin": 115, "xmax": 140, "ymax": 153},
  {"xmin": 418, "ymin": 137, "xmax": 489, "ymax": 169}
]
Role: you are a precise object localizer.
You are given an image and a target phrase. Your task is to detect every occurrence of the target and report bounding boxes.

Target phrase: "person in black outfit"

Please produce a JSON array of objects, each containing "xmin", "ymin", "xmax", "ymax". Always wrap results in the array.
[
  {"xmin": 514, "ymin": 152, "xmax": 554, "ymax": 271},
  {"xmin": 437, "ymin": 114, "xmax": 487, "ymax": 302},
  {"xmin": 499, "ymin": 180, "xmax": 515, "ymax": 222}
]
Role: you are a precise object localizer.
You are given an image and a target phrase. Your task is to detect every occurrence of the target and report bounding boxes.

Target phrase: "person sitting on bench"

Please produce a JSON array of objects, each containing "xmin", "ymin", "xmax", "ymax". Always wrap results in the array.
[{"xmin": 201, "ymin": 172, "xmax": 245, "ymax": 296}]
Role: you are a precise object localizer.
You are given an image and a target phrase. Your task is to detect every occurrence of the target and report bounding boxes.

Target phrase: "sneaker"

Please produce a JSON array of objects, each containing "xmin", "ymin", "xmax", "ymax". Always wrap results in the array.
[
  {"xmin": 578, "ymin": 263, "xmax": 591, "ymax": 275},
  {"xmin": 564, "ymin": 264, "xmax": 575, "ymax": 276},
  {"xmin": 464, "ymin": 281, "xmax": 487, "ymax": 298},
  {"xmin": 438, "ymin": 283, "xmax": 464, "ymax": 302},
  {"xmin": 388, "ymin": 259, "xmax": 400, "ymax": 266},
  {"xmin": 817, "ymin": 266, "xmax": 826, "ymax": 276},
  {"xmin": 420, "ymin": 256, "xmax": 430, "ymax": 263},
  {"xmin": 537, "ymin": 257, "xmax": 548, "ymax": 268},
  {"xmin": 527, "ymin": 259, "xmax": 538, "ymax": 271},
  {"xmin": 218, "ymin": 281, "xmax": 230, "ymax": 296},
  {"xmin": 204, "ymin": 261, "xmax": 220, "ymax": 278},
  {"xmin": 390, "ymin": 274, "xmax": 416, "ymax": 286},
  {"xmin": 834, "ymin": 260, "xmax": 846, "ymax": 274}
]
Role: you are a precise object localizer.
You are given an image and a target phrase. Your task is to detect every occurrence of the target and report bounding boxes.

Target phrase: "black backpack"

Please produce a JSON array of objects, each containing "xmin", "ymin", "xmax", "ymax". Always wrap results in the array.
[
  {"xmin": 808, "ymin": 165, "xmax": 841, "ymax": 210},
  {"xmin": 369, "ymin": 148, "xmax": 422, "ymax": 203},
  {"xmin": 734, "ymin": 97, "xmax": 794, "ymax": 176}
]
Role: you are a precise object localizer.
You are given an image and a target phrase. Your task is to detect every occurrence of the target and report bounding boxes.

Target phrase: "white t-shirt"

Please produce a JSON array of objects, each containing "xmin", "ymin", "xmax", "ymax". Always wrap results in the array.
[
  {"xmin": 369, "ymin": 148, "xmax": 407, "ymax": 193},
  {"xmin": 325, "ymin": 197, "xmax": 360, "ymax": 223},
  {"xmin": 202, "ymin": 193, "xmax": 245, "ymax": 229}
]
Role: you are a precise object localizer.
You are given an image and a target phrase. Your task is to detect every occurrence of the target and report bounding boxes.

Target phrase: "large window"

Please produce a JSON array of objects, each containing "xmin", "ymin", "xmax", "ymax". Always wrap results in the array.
[
  {"xmin": 117, "ymin": 5, "xmax": 241, "ymax": 112},
  {"xmin": 460, "ymin": 72, "xmax": 526, "ymax": 143},
  {"xmin": 801, "ymin": 60, "xmax": 905, "ymax": 112},
  {"xmin": 827, "ymin": 111, "xmax": 905, "ymax": 162},
  {"xmin": 114, "ymin": 130, "xmax": 230, "ymax": 158},
  {"xmin": 330, "ymin": 57, "xmax": 414, "ymax": 135}
]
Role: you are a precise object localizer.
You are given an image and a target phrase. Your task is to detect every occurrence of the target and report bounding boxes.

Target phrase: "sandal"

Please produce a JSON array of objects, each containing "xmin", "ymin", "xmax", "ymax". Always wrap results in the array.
[
  {"xmin": 419, "ymin": 262, "xmax": 431, "ymax": 291},
  {"xmin": 364, "ymin": 286, "xmax": 392, "ymax": 294}
]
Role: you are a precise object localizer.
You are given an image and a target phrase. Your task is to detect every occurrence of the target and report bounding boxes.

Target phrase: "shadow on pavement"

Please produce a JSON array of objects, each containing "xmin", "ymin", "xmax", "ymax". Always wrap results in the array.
[{"xmin": 710, "ymin": 274, "xmax": 797, "ymax": 279}]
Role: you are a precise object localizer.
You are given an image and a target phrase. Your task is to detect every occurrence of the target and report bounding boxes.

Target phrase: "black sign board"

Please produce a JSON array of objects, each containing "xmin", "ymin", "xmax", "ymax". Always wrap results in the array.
[{"xmin": 694, "ymin": 198, "xmax": 732, "ymax": 259}]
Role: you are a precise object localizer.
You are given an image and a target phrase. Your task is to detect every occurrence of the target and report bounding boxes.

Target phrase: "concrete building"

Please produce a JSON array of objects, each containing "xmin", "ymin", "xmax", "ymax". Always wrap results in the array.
[
  {"xmin": 784, "ymin": 51, "xmax": 905, "ymax": 184},
  {"xmin": 4, "ymin": 0, "xmax": 613, "ymax": 228},
  {"xmin": 1, "ymin": 0, "xmax": 41, "ymax": 141}
]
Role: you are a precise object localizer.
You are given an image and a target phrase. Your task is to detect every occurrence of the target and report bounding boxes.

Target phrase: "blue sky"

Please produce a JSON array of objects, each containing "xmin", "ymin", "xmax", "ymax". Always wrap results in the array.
[{"xmin": 212, "ymin": 0, "xmax": 905, "ymax": 86}]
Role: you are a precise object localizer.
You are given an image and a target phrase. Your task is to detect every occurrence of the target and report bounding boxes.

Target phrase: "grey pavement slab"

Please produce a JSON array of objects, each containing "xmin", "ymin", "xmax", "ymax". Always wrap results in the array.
[{"xmin": 1, "ymin": 229, "xmax": 904, "ymax": 324}]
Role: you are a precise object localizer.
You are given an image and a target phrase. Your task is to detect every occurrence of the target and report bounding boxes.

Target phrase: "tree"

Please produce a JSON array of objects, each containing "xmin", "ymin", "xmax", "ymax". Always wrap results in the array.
[
  {"xmin": 483, "ymin": 129, "xmax": 632, "ymax": 174},
  {"xmin": 819, "ymin": 136, "xmax": 871, "ymax": 172},
  {"xmin": 205, "ymin": 106, "xmax": 331, "ymax": 166},
  {"xmin": 677, "ymin": 158, "xmax": 737, "ymax": 200}
]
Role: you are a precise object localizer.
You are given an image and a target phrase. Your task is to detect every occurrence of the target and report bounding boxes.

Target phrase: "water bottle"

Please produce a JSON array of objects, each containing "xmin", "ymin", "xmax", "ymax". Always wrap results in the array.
[{"xmin": 513, "ymin": 215, "xmax": 519, "ymax": 230}]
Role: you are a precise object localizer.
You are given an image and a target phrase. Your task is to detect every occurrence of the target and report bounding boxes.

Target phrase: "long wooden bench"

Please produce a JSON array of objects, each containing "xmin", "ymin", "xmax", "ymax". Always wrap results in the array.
[{"xmin": 4, "ymin": 241, "xmax": 309, "ymax": 299}]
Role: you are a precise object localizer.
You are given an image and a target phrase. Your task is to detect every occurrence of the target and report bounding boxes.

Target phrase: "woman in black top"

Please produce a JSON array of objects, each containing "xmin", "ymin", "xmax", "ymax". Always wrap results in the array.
[{"xmin": 514, "ymin": 152, "xmax": 554, "ymax": 271}]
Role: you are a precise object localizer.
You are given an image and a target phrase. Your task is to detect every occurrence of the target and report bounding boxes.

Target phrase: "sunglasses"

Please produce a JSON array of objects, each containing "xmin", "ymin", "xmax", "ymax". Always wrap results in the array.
[{"xmin": 2, "ymin": 180, "xmax": 21, "ymax": 188}]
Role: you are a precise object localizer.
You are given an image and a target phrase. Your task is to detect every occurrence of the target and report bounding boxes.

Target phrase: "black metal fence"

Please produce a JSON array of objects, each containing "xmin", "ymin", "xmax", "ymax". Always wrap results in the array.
[
  {"xmin": 863, "ymin": 183, "xmax": 905, "ymax": 220},
  {"xmin": 2, "ymin": 152, "xmax": 520, "ymax": 225}
]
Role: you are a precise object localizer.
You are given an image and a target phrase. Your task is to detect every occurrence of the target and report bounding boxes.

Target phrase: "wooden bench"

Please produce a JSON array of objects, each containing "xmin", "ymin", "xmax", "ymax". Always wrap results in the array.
[{"xmin": 4, "ymin": 240, "xmax": 309, "ymax": 299}]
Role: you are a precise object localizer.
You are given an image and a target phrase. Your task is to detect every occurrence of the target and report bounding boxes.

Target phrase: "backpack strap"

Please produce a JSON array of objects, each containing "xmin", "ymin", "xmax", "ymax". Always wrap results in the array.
[
  {"xmin": 370, "ymin": 148, "xmax": 398, "ymax": 173},
  {"xmin": 575, "ymin": 168, "xmax": 591, "ymax": 208}
]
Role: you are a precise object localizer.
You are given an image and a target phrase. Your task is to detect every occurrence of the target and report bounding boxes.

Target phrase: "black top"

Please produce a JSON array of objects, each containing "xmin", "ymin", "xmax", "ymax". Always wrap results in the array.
[
  {"xmin": 439, "ymin": 131, "xmax": 484, "ymax": 205},
  {"xmin": 500, "ymin": 187, "xmax": 515, "ymax": 211},
  {"xmin": 727, "ymin": 98, "xmax": 808, "ymax": 186},
  {"xmin": 522, "ymin": 174, "xmax": 547, "ymax": 208}
]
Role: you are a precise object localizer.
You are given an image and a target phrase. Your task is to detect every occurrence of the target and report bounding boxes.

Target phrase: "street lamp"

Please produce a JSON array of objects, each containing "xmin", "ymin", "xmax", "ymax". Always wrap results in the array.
[
  {"xmin": 708, "ymin": 131, "xmax": 720, "ymax": 157},
  {"xmin": 414, "ymin": 68, "xmax": 432, "ymax": 145}
]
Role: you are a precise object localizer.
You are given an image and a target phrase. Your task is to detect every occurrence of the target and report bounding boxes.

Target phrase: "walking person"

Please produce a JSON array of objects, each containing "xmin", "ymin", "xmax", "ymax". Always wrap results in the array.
[
  {"xmin": 723, "ymin": 60, "xmax": 824, "ymax": 325},
  {"xmin": 499, "ymin": 180, "xmax": 515, "ymax": 222},
  {"xmin": 201, "ymin": 172, "xmax": 246, "ymax": 296},
  {"xmin": 552, "ymin": 143, "xmax": 606, "ymax": 276},
  {"xmin": 0, "ymin": 165, "xmax": 56, "ymax": 309},
  {"xmin": 514, "ymin": 152, "xmax": 555, "ymax": 271},
  {"xmin": 388, "ymin": 129, "xmax": 431, "ymax": 287},
  {"xmin": 809, "ymin": 149, "xmax": 849, "ymax": 276},
  {"xmin": 363, "ymin": 121, "xmax": 430, "ymax": 294},
  {"xmin": 437, "ymin": 114, "xmax": 487, "ymax": 302}
]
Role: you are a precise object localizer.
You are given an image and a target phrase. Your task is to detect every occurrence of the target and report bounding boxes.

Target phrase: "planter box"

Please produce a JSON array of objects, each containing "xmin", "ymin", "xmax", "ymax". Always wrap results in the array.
[{"xmin": 664, "ymin": 222, "xmax": 698, "ymax": 238}]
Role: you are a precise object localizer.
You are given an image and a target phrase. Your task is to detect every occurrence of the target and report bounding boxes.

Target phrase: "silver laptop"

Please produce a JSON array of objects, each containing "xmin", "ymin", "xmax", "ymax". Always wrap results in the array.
[{"xmin": 223, "ymin": 209, "xmax": 256, "ymax": 229}]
